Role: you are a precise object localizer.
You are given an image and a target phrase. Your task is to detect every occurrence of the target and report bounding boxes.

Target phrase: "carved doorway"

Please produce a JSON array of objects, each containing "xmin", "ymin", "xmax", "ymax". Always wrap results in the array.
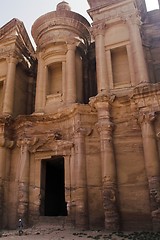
[{"xmin": 40, "ymin": 156, "xmax": 67, "ymax": 216}]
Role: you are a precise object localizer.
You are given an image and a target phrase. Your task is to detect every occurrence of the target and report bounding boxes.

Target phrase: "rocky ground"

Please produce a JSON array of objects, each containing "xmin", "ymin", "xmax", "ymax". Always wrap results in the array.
[
  {"xmin": 1, "ymin": 227, "xmax": 160, "ymax": 240},
  {"xmin": 0, "ymin": 218, "xmax": 160, "ymax": 240}
]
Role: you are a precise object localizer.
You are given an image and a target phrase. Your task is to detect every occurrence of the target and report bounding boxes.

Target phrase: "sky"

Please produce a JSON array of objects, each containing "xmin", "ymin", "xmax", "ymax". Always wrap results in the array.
[{"xmin": 0, "ymin": 0, "xmax": 159, "ymax": 45}]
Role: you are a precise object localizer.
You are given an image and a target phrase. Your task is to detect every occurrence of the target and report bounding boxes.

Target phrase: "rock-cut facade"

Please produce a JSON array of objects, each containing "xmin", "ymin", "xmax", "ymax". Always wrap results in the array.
[{"xmin": 0, "ymin": 0, "xmax": 160, "ymax": 231}]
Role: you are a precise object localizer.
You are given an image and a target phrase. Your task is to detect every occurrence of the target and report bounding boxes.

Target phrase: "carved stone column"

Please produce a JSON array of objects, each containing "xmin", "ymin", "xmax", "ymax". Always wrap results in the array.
[
  {"xmin": 66, "ymin": 147, "xmax": 76, "ymax": 225},
  {"xmin": 92, "ymin": 24, "xmax": 109, "ymax": 93},
  {"xmin": 17, "ymin": 138, "xmax": 30, "ymax": 223},
  {"xmin": 0, "ymin": 129, "xmax": 14, "ymax": 228},
  {"xmin": 66, "ymin": 43, "xmax": 76, "ymax": 104},
  {"xmin": 74, "ymin": 118, "xmax": 89, "ymax": 229},
  {"xmin": 0, "ymin": 141, "xmax": 6, "ymax": 228},
  {"xmin": 27, "ymin": 74, "xmax": 35, "ymax": 114},
  {"xmin": 95, "ymin": 100, "xmax": 119, "ymax": 231},
  {"xmin": 126, "ymin": 15, "xmax": 149, "ymax": 85},
  {"xmin": 62, "ymin": 61, "xmax": 66, "ymax": 102},
  {"xmin": 35, "ymin": 53, "xmax": 47, "ymax": 113},
  {"xmin": 139, "ymin": 112, "xmax": 160, "ymax": 231},
  {"xmin": 2, "ymin": 57, "xmax": 18, "ymax": 115}
]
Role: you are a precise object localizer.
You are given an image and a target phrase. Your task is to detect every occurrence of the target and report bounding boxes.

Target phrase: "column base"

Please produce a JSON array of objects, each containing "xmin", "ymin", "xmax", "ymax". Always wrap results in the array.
[
  {"xmin": 75, "ymin": 188, "xmax": 89, "ymax": 230},
  {"xmin": 152, "ymin": 209, "xmax": 160, "ymax": 231},
  {"xmin": 104, "ymin": 211, "xmax": 119, "ymax": 231},
  {"xmin": 103, "ymin": 184, "xmax": 119, "ymax": 231},
  {"xmin": 0, "ymin": 184, "xmax": 4, "ymax": 229},
  {"xmin": 17, "ymin": 183, "xmax": 29, "ymax": 224}
]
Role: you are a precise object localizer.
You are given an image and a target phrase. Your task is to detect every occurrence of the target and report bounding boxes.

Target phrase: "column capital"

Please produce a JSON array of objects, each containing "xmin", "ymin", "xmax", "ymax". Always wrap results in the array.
[
  {"xmin": 90, "ymin": 94, "xmax": 115, "ymax": 111},
  {"xmin": 67, "ymin": 42, "xmax": 77, "ymax": 51},
  {"xmin": 138, "ymin": 112, "xmax": 156, "ymax": 125},
  {"xmin": 122, "ymin": 12, "xmax": 142, "ymax": 27},
  {"xmin": 0, "ymin": 135, "xmax": 14, "ymax": 148},
  {"xmin": 17, "ymin": 137, "xmax": 38, "ymax": 152},
  {"xmin": 6, "ymin": 56, "xmax": 19, "ymax": 65},
  {"xmin": 91, "ymin": 22, "xmax": 106, "ymax": 38},
  {"xmin": 74, "ymin": 120, "xmax": 92, "ymax": 137},
  {"xmin": 17, "ymin": 138, "xmax": 31, "ymax": 147}
]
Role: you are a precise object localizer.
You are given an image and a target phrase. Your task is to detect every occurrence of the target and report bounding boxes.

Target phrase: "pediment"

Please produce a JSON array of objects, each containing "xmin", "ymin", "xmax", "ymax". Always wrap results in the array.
[
  {"xmin": 0, "ymin": 18, "xmax": 34, "ymax": 54},
  {"xmin": 29, "ymin": 136, "xmax": 73, "ymax": 156}
]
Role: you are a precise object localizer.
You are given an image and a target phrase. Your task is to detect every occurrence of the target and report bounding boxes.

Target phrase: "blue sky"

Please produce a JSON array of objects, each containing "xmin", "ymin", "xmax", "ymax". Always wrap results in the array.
[{"xmin": 0, "ymin": 0, "xmax": 159, "ymax": 45}]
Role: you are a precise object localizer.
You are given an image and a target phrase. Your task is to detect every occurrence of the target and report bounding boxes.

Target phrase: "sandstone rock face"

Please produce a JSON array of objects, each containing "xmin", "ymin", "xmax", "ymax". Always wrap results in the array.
[{"xmin": 0, "ymin": 0, "xmax": 160, "ymax": 231}]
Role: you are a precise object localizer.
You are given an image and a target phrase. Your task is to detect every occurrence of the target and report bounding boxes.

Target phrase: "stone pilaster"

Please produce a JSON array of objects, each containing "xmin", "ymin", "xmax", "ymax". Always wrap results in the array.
[
  {"xmin": 126, "ymin": 15, "xmax": 149, "ymax": 85},
  {"xmin": 66, "ymin": 43, "xmax": 76, "ymax": 104},
  {"xmin": 35, "ymin": 53, "xmax": 47, "ymax": 113},
  {"xmin": 17, "ymin": 138, "xmax": 30, "ymax": 223},
  {"xmin": 0, "ymin": 141, "xmax": 6, "ymax": 228},
  {"xmin": 62, "ymin": 61, "xmax": 66, "ymax": 102},
  {"xmin": 95, "ymin": 99, "xmax": 119, "ymax": 231},
  {"xmin": 74, "ymin": 118, "xmax": 89, "ymax": 229},
  {"xmin": 2, "ymin": 57, "xmax": 18, "ymax": 115},
  {"xmin": 0, "ymin": 129, "xmax": 14, "ymax": 228},
  {"xmin": 92, "ymin": 23, "xmax": 109, "ymax": 93},
  {"xmin": 67, "ymin": 147, "xmax": 76, "ymax": 225},
  {"xmin": 27, "ymin": 74, "xmax": 35, "ymax": 114},
  {"xmin": 139, "ymin": 112, "xmax": 160, "ymax": 231}
]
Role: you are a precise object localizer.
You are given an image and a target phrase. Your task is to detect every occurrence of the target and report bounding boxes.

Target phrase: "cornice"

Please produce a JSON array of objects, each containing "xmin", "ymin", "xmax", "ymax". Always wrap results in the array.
[
  {"xmin": 13, "ymin": 104, "xmax": 95, "ymax": 130},
  {"xmin": 88, "ymin": 0, "xmax": 136, "ymax": 20},
  {"xmin": 89, "ymin": 93, "xmax": 116, "ymax": 109},
  {"xmin": 130, "ymin": 83, "xmax": 160, "ymax": 111},
  {"xmin": 32, "ymin": 11, "xmax": 91, "ymax": 49}
]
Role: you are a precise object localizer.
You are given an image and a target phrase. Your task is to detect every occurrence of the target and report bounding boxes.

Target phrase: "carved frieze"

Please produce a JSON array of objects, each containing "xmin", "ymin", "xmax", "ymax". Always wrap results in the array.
[
  {"xmin": 91, "ymin": 1, "xmax": 140, "ymax": 26},
  {"xmin": 0, "ymin": 46, "xmax": 14, "ymax": 59},
  {"xmin": 74, "ymin": 120, "xmax": 92, "ymax": 137},
  {"xmin": 17, "ymin": 137, "xmax": 38, "ymax": 153},
  {"xmin": 16, "ymin": 134, "xmax": 73, "ymax": 155},
  {"xmin": 130, "ymin": 83, "xmax": 160, "ymax": 112},
  {"xmin": 138, "ymin": 112, "xmax": 156, "ymax": 125},
  {"xmin": 91, "ymin": 22, "xmax": 107, "ymax": 37}
]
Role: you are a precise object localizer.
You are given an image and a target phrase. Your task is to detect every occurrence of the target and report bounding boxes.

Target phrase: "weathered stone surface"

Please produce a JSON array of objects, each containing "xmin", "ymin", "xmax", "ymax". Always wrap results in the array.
[{"xmin": 0, "ymin": 0, "xmax": 160, "ymax": 232}]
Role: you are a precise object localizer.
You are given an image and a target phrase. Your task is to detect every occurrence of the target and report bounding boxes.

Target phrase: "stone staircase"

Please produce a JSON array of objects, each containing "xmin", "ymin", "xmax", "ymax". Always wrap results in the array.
[{"xmin": 30, "ymin": 216, "xmax": 74, "ymax": 234}]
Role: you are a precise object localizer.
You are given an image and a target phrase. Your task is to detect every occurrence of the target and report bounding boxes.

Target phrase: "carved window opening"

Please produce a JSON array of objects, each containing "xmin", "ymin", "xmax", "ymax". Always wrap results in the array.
[
  {"xmin": 47, "ymin": 62, "xmax": 62, "ymax": 96},
  {"xmin": 40, "ymin": 156, "xmax": 67, "ymax": 217},
  {"xmin": 111, "ymin": 46, "xmax": 131, "ymax": 88}
]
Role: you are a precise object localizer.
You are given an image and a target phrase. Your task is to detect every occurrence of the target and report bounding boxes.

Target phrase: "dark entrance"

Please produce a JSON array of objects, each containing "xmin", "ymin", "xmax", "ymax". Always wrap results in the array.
[{"xmin": 40, "ymin": 156, "xmax": 67, "ymax": 216}]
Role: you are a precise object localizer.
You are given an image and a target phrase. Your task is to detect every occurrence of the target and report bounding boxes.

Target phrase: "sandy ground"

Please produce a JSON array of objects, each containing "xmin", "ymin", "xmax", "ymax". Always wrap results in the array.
[
  {"xmin": 1, "ymin": 227, "xmax": 160, "ymax": 240},
  {"xmin": 1, "ymin": 219, "xmax": 160, "ymax": 240}
]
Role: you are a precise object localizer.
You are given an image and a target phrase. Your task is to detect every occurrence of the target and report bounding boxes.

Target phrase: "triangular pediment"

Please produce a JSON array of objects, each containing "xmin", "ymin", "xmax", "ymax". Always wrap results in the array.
[{"xmin": 0, "ymin": 18, "xmax": 34, "ymax": 54}]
